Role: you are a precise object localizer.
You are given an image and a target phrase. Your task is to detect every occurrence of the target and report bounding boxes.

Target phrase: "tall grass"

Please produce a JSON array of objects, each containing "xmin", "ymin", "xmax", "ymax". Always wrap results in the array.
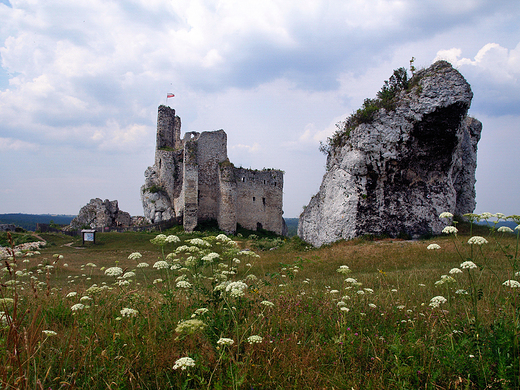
[{"xmin": 1, "ymin": 213, "xmax": 519, "ymax": 389}]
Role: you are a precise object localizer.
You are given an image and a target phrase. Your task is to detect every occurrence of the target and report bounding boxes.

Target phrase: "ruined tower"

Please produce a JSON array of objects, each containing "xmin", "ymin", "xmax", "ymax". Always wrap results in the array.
[{"xmin": 141, "ymin": 106, "xmax": 287, "ymax": 235}]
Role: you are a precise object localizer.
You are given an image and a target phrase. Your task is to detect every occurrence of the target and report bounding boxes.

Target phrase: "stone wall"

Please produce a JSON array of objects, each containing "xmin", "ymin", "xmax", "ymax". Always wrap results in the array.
[
  {"xmin": 196, "ymin": 130, "xmax": 228, "ymax": 222},
  {"xmin": 183, "ymin": 135, "xmax": 199, "ymax": 232},
  {"xmin": 217, "ymin": 164, "xmax": 238, "ymax": 234},
  {"xmin": 234, "ymin": 168, "xmax": 284, "ymax": 235}
]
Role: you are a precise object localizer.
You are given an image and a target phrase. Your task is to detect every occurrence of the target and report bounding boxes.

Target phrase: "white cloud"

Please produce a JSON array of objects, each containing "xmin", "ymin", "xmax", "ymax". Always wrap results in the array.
[
  {"xmin": 231, "ymin": 143, "xmax": 261, "ymax": 153},
  {"xmin": 0, "ymin": 137, "xmax": 39, "ymax": 151},
  {"xmin": 435, "ymin": 42, "xmax": 520, "ymax": 83},
  {"xmin": 435, "ymin": 42, "xmax": 520, "ymax": 116}
]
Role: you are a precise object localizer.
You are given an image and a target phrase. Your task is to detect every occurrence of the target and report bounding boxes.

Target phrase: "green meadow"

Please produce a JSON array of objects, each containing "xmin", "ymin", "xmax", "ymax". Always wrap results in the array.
[{"xmin": 1, "ymin": 213, "xmax": 519, "ymax": 389}]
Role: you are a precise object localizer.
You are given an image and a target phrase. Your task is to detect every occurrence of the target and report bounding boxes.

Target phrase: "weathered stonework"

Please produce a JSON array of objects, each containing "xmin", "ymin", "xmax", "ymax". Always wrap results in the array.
[
  {"xmin": 141, "ymin": 106, "xmax": 286, "ymax": 235},
  {"xmin": 298, "ymin": 61, "xmax": 482, "ymax": 247}
]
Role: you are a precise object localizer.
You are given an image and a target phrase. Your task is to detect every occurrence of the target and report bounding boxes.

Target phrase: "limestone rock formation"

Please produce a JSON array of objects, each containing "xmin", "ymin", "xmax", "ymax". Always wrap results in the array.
[
  {"xmin": 69, "ymin": 198, "xmax": 131, "ymax": 229},
  {"xmin": 141, "ymin": 106, "xmax": 286, "ymax": 235},
  {"xmin": 298, "ymin": 61, "xmax": 482, "ymax": 247}
]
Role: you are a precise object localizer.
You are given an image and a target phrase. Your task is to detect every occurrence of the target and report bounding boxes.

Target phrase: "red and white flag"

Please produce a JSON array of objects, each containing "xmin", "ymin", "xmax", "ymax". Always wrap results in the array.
[{"xmin": 167, "ymin": 93, "xmax": 175, "ymax": 98}]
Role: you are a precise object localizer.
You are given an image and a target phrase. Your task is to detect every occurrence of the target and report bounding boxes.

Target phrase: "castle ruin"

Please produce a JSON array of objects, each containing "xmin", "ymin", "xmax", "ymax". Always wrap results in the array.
[{"xmin": 141, "ymin": 105, "xmax": 286, "ymax": 235}]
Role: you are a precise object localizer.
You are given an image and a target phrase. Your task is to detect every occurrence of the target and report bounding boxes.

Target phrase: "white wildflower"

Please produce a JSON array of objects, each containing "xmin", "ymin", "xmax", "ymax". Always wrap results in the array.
[
  {"xmin": 128, "ymin": 252, "xmax": 142, "ymax": 260},
  {"xmin": 226, "ymin": 281, "xmax": 248, "ymax": 292},
  {"xmin": 175, "ymin": 245, "xmax": 189, "ymax": 253},
  {"xmin": 468, "ymin": 236, "xmax": 488, "ymax": 246},
  {"xmin": 460, "ymin": 261, "xmax": 478, "ymax": 270},
  {"xmin": 188, "ymin": 238, "xmax": 210, "ymax": 247},
  {"xmin": 120, "ymin": 308, "xmax": 139, "ymax": 317},
  {"xmin": 442, "ymin": 226, "xmax": 458, "ymax": 235},
  {"xmin": 202, "ymin": 252, "xmax": 220, "ymax": 263},
  {"xmin": 503, "ymin": 280, "xmax": 520, "ymax": 288},
  {"xmin": 449, "ymin": 268, "xmax": 463, "ymax": 274},
  {"xmin": 193, "ymin": 308, "xmax": 209, "ymax": 316},
  {"xmin": 230, "ymin": 289, "xmax": 245, "ymax": 298},
  {"xmin": 176, "ymin": 280, "xmax": 192, "ymax": 289},
  {"xmin": 173, "ymin": 357, "xmax": 196, "ymax": 370},
  {"xmin": 427, "ymin": 244, "xmax": 441, "ymax": 250},
  {"xmin": 439, "ymin": 212, "xmax": 453, "ymax": 219},
  {"xmin": 176, "ymin": 319, "xmax": 206, "ymax": 334},
  {"xmin": 217, "ymin": 337, "xmax": 234, "ymax": 346},
  {"xmin": 105, "ymin": 267, "xmax": 123, "ymax": 277},
  {"xmin": 261, "ymin": 300, "xmax": 275, "ymax": 307},
  {"xmin": 71, "ymin": 303, "xmax": 85, "ymax": 311},
  {"xmin": 429, "ymin": 296, "xmax": 447, "ymax": 308},
  {"xmin": 498, "ymin": 226, "xmax": 514, "ymax": 233},
  {"xmin": 247, "ymin": 335, "xmax": 263, "ymax": 344},
  {"xmin": 336, "ymin": 265, "xmax": 351, "ymax": 275},
  {"xmin": 153, "ymin": 261, "xmax": 169, "ymax": 270},
  {"xmin": 216, "ymin": 234, "xmax": 231, "ymax": 242},
  {"xmin": 166, "ymin": 235, "xmax": 180, "ymax": 243},
  {"xmin": 150, "ymin": 234, "xmax": 167, "ymax": 246},
  {"xmin": 137, "ymin": 262, "xmax": 149, "ymax": 268}
]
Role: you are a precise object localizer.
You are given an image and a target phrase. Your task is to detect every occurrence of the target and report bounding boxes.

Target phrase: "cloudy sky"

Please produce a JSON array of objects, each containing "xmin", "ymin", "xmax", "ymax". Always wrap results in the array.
[{"xmin": 0, "ymin": 0, "xmax": 519, "ymax": 219}]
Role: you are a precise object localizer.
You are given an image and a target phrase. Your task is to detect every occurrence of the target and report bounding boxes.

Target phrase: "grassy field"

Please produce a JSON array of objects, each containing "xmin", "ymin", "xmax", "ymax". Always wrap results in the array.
[{"xmin": 1, "ymin": 214, "xmax": 519, "ymax": 389}]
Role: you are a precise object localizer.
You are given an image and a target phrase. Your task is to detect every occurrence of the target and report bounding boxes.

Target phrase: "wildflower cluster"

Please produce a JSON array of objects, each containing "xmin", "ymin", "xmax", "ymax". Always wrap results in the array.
[{"xmin": 173, "ymin": 357, "xmax": 196, "ymax": 371}]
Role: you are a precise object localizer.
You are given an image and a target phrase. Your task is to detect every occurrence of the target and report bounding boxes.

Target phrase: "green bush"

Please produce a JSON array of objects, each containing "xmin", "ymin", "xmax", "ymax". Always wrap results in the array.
[{"xmin": 322, "ymin": 65, "xmax": 416, "ymax": 154}]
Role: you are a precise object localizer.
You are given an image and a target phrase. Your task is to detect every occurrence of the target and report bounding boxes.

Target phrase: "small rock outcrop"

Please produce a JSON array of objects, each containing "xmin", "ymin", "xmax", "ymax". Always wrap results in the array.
[
  {"xmin": 0, "ymin": 224, "xmax": 17, "ymax": 232},
  {"xmin": 299, "ymin": 61, "xmax": 482, "ymax": 247},
  {"xmin": 69, "ymin": 198, "xmax": 131, "ymax": 229}
]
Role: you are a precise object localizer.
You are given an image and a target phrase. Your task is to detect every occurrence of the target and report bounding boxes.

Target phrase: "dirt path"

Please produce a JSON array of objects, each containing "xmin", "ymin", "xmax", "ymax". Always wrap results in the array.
[
  {"xmin": 62, "ymin": 241, "xmax": 85, "ymax": 249},
  {"xmin": 31, "ymin": 233, "xmax": 46, "ymax": 243}
]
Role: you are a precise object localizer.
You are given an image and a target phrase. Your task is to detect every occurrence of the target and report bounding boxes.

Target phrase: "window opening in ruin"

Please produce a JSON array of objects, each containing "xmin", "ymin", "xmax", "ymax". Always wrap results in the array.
[
  {"xmin": 253, "ymin": 197, "xmax": 255, "ymax": 202},
  {"xmin": 262, "ymin": 197, "xmax": 266, "ymax": 206},
  {"xmin": 274, "ymin": 182, "xmax": 277, "ymax": 186},
  {"xmin": 264, "ymin": 180, "xmax": 266, "ymax": 184},
  {"xmin": 242, "ymin": 177, "xmax": 245, "ymax": 182},
  {"xmin": 257, "ymin": 222, "xmax": 263, "ymax": 230}
]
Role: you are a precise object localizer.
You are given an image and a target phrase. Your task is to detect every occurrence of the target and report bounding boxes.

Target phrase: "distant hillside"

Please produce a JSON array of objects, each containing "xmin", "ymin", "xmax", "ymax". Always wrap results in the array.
[
  {"xmin": 0, "ymin": 214, "xmax": 76, "ymax": 231},
  {"xmin": 285, "ymin": 218, "xmax": 298, "ymax": 237}
]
